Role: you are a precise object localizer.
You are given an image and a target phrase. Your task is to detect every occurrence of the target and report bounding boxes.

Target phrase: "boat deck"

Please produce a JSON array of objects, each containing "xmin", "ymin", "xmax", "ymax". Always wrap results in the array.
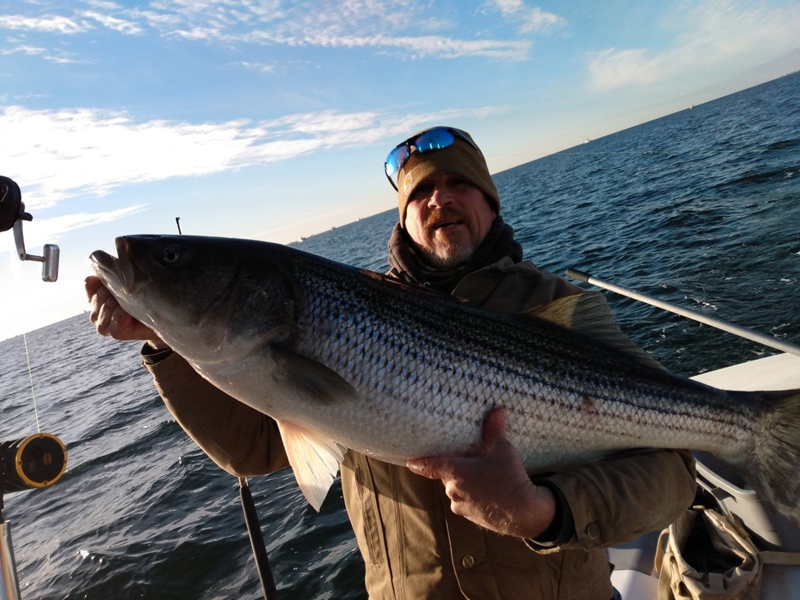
[{"xmin": 691, "ymin": 352, "xmax": 800, "ymax": 391}]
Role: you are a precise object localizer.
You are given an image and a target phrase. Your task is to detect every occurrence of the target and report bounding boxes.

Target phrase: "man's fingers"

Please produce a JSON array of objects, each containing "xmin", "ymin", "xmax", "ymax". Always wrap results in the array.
[
  {"xmin": 408, "ymin": 458, "xmax": 469, "ymax": 505},
  {"xmin": 91, "ymin": 289, "xmax": 116, "ymax": 319},
  {"xmin": 408, "ymin": 408, "xmax": 508, "ymax": 480},
  {"xmin": 406, "ymin": 457, "xmax": 455, "ymax": 481},
  {"xmin": 85, "ymin": 275, "xmax": 161, "ymax": 343},
  {"xmin": 84, "ymin": 276, "xmax": 102, "ymax": 301},
  {"xmin": 95, "ymin": 298, "xmax": 119, "ymax": 335},
  {"xmin": 88, "ymin": 283, "xmax": 114, "ymax": 316},
  {"xmin": 482, "ymin": 407, "xmax": 506, "ymax": 447},
  {"xmin": 88, "ymin": 280, "xmax": 132, "ymax": 339}
]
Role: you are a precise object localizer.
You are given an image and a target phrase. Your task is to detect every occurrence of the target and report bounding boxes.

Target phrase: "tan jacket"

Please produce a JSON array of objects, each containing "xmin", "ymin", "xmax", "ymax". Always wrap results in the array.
[{"xmin": 145, "ymin": 259, "xmax": 697, "ymax": 600}]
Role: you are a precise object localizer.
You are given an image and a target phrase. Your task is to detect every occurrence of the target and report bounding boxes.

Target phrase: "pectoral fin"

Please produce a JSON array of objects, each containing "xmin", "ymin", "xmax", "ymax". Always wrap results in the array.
[
  {"xmin": 271, "ymin": 345, "xmax": 358, "ymax": 405},
  {"xmin": 276, "ymin": 419, "xmax": 346, "ymax": 511}
]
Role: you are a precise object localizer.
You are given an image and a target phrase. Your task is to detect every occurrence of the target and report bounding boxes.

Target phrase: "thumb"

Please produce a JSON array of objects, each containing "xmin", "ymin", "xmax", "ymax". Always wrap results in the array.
[
  {"xmin": 406, "ymin": 456, "xmax": 453, "ymax": 480},
  {"xmin": 482, "ymin": 407, "xmax": 506, "ymax": 448}
]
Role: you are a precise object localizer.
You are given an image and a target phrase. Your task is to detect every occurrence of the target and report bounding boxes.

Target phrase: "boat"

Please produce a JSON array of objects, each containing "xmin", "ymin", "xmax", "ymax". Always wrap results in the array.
[
  {"xmin": 609, "ymin": 352, "xmax": 800, "ymax": 599},
  {"xmin": 566, "ymin": 268, "xmax": 800, "ymax": 599},
  {"xmin": 567, "ymin": 269, "xmax": 800, "ymax": 599}
]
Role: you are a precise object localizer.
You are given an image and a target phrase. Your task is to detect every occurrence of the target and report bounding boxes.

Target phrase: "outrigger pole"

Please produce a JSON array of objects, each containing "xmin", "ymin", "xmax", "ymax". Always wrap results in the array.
[
  {"xmin": 238, "ymin": 478, "xmax": 278, "ymax": 599},
  {"xmin": 169, "ymin": 218, "xmax": 277, "ymax": 598},
  {"xmin": 566, "ymin": 269, "xmax": 800, "ymax": 358}
]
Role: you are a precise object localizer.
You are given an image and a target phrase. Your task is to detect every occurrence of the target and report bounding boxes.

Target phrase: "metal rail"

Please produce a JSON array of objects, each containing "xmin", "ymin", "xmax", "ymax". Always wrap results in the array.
[{"xmin": 566, "ymin": 268, "xmax": 800, "ymax": 358}]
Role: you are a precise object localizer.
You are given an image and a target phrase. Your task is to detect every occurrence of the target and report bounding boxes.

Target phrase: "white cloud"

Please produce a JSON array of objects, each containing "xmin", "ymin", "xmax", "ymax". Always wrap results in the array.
[
  {"xmin": 0, "ymin": 44, "xmax": 46, "ymax": 56},
  {"xmin": 1, "ymin": 1, "xmax": 534, "ymax": 61},
  {"xmin": 43, "ymin": 51, "xmax": 85, "ymax": 64},
  {"xmin": 0, "ymin": 104, "xmax": 506, "ymax": 210},
  {"xmin": 495, "ymin": 0, "xmax": 524, "ymax": 13},
  {"xmin": 237, "ymin": 60, "xmax": 276, "ymax": 74},
  {"xmin": 300, "ymin": 33, "xmax": 532, "ymax": 61},
  {"xmin": 519, "ymin": 7, "xmax": 564, "ymax": 33},
  {"xmin": 81, "ymin": 11, "xmax": 143, "ymax": 34},
  {"xmin": 493, "ymin": 0, "xmax": 565, "ymax": 34},
  {"xmin": 85, "ymin": 0, "xmax": 125, "ymax": 9},
  {"xmin": 587, "ymin": 48, "xmax": 660, "ymax": 91},
  {"xmin": 0, "ymin": 14, "xmax": 92, "ymax": 34},
  {"xmin": 587, "ymin": 0, "xmax": 800, "ymax": 92},
  {"xmin": 0, "ymin": 206, "xmax": 146, "ymax": 255},
  {"xmin": 175, "ymin": 27, "xmax": 530, "ymax": 60},
  {"xmin": 0, "ymin": 10, "xmax": 141, "ymax": 36}
]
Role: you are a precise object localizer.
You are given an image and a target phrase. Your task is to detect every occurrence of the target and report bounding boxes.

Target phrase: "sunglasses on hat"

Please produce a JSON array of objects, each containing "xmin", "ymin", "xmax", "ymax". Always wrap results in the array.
[{"xmin": 384, "ymin": 127, "xmax": 480, "ymax": 191}]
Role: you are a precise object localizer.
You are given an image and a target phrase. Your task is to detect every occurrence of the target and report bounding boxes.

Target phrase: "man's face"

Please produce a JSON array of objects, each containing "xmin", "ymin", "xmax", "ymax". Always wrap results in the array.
[{"xmin": 404, "ymin": 172, "xmax": 497, "ymax": 268}]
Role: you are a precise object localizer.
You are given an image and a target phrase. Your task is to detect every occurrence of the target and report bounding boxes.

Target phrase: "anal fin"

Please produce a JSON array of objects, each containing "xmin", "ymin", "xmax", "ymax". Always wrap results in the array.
[{"xmin": 276, "ymin": 419, "xmax": 345, "ymax": 511}]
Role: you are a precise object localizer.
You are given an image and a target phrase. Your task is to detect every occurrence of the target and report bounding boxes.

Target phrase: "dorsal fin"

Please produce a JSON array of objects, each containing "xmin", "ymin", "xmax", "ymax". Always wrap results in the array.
[{"xmin": 529, "ymin": 292, "xmax": 667, "ymax": 372}]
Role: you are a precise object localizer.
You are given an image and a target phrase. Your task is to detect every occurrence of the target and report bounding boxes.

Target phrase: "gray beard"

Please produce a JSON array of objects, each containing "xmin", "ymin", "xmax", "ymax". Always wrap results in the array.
[{"xmin": 418, "ymin": 240, "xmax": 477, "ymax": 268}]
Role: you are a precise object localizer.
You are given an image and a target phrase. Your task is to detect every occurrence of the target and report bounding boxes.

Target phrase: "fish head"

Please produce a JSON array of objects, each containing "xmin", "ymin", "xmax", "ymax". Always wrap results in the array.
[{"xmin": 90, "ymin": 235, "xmax": 296, "ymax": 364}]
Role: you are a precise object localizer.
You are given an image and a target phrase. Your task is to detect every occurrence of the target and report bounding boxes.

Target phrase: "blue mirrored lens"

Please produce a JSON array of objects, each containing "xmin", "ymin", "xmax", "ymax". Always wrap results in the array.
[
  {"xmin": 384, "ymin": 127, "xmax": 467, "ymax": 184},
  {"xmin": 385, "ymin": 144, "xmax": 410, "ymax": 177},
  {"xmin": 414, "ymin": 128, "xmax": 455, "ymax": 153}
]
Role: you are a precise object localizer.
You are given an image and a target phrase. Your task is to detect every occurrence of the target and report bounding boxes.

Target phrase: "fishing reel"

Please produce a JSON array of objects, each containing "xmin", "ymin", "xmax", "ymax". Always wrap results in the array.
[
  {"xmin": 0, "ymin": 434, "xmax": 67, "ymax": 599},
  {"xmin": 0, "ymin": 433, "xmax": 67, "ymax": 494},
  {"xmin": 0, "ymin": 176, "xmax": 59, "ymax": 282}
]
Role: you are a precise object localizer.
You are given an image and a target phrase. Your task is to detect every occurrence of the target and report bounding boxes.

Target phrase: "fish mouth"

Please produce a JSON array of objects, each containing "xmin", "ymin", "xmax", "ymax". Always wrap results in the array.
[{"xmin": 89, "ymin": 237, "xmax": 150, "ymax": 296}]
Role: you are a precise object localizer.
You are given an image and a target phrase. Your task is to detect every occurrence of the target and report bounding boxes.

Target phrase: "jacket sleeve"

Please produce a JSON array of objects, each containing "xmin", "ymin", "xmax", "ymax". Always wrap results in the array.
[
  {"xmin": 143, "ymin": 350, "xmax": 289, "ymax": 476},
  {"xmin": 530, "ymin": 448, "xmax": 696, "ymax": 551}
]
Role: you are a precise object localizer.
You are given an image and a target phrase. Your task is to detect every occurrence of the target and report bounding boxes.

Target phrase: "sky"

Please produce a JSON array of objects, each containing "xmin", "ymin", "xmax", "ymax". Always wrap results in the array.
[{"xmin": 1, "ymin": 0, "xmax": 799, "ymax": 340}]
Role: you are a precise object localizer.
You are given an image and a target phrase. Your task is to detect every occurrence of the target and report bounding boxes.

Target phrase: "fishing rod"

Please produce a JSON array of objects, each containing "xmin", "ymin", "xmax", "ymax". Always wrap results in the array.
[
  {"xmin": 566, "ymin": 268, "xmax": 800, "ymax": 358},
  {"xmin": 1, "ymin": 175, "xmax": 69, "ymax": 598}
]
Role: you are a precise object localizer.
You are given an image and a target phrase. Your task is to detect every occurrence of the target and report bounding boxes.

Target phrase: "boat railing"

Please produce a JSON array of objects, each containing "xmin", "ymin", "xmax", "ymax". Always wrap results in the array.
[{"xmin": 566, "ymin": 269, "xmax": 800, "ymax": 358}]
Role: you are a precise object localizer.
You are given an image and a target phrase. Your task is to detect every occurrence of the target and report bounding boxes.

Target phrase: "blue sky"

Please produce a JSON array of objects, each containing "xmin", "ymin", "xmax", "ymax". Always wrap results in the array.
[{"xmin": 1, "ymin": 0, "xmax": 799, "ymax": 339}]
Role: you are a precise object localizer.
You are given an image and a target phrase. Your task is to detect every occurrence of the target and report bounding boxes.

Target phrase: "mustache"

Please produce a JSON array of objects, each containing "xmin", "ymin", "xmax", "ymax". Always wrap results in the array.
[{"xmin": 424, "ymin": 208, "xmax": 467, "ymax": 229}]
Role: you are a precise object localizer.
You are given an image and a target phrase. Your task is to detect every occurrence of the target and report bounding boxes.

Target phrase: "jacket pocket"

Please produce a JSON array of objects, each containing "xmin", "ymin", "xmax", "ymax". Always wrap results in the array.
[{"xmin": 353, "ymin": 460, "xmax": 386, "ymax": 568}]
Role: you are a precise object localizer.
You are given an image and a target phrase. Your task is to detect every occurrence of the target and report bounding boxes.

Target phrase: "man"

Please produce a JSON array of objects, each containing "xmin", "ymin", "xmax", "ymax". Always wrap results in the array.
[{"xmin": 87, "ymin": 126, "xmax": 696, "ymax": 599}]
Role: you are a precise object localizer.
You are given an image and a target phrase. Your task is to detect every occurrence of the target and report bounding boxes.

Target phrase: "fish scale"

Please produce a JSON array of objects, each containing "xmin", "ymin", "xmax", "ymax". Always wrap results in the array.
[
  {"xmin": 90, "ymin": 234, "xmax": 800, "ymax": 519},
  {"xmin": 292, "ymin": 255, "xmax": 751, "ymax": 468}
]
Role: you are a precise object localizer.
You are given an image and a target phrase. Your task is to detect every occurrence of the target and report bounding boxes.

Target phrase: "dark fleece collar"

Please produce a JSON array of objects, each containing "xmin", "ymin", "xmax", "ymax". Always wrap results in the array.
[{"xmin": 387, "ymin": 216, "xmax": 523, "ymax": 295}]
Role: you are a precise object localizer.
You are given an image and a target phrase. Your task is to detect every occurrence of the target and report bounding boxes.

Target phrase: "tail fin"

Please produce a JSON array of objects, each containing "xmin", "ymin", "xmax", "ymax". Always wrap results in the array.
[{"xmin": 733, "ymin": 389, "xmax": 800, "ymax": 526}]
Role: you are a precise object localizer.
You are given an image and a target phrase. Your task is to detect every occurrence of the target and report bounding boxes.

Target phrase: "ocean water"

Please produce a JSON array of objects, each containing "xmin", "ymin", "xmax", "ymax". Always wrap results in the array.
[{"xmin": 1, "ymin": 72, "xmax": 799, "ymax": 599}]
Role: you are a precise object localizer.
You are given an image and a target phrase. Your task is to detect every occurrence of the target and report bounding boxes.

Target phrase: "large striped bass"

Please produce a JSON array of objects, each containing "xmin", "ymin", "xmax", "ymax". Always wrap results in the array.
[{"xmin": 90, "ymin": 235, "xmax": 800, "ymax": 524}]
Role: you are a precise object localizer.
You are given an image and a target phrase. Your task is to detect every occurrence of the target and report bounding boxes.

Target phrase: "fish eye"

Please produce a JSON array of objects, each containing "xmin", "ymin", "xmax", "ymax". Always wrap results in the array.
[{"xmin": 161, "ymin": 245, "xmax": 182, "ymax": 264}]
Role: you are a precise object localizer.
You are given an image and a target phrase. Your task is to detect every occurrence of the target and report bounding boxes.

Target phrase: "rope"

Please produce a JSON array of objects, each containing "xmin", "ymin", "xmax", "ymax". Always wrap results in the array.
[{"xmin": 22, "ymin": 333, "xmax": 41, "ymax": 434}]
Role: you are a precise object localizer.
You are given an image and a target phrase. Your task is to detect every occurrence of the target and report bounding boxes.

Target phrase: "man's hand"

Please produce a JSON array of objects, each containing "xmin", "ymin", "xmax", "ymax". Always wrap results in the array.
[
  {"xmin": 406, "ymin": 408, "xmax": 556, "ymax": 539},
  {"xmin": 85, "ymin": 276, "xmax": 167, "ymax": 348}
]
